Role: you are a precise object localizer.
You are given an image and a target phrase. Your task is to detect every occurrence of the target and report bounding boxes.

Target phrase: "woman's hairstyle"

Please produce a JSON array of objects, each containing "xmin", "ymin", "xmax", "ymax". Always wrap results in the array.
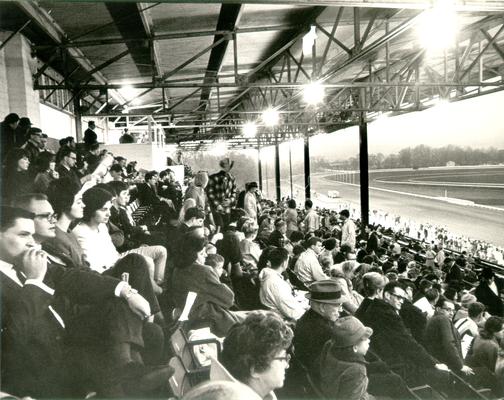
[
  {"xmin": 82, "ymin": 187, "xmax": 114, "ymax": 221},
  {"xmin": 341, "ymin": 261, "xmax": 355, "ymax": 275},
  {"xmin": 48, "ymin": 177, "xmax": 82, "ymax": 217},
  {"xmin": 35, "ymin": 151, "xmax": 55, "ymax": 172},
  {"xmin": 220, "ymin": 311, "xmax": 293, "ymax": 383},
  {"xmin": 241, "ymin": 219, "xmax": 259, "ymax": 237},
  {"xmin": 323, "ymin": 238, "xmax": 337, "ymax": 251},
  {"xmin": 3, "ymin": 148, "xmax": 29, "ymax": 173}
]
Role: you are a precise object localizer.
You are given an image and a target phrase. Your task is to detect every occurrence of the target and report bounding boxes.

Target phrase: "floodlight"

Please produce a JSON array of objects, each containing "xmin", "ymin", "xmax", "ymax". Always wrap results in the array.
[
  {"xmin": 243, "ymin": 122, "xmax": 257, "ymax": 138},
  {"xmin": 303, "ymin": 82, "xmax": 325, "ymax": 105},
  {"xmin": 417, "ymin": 0, "xmax": 458, "ymax": 51},
  {"xmin": 303, "ymin": 26, "xmax": 317, "ymax": 56},
  {"xmin": 262, "ymin": 108, "xmax": 279, "ymax": 127},
  {"xmin": 120, "ymin": 85, "xmax": 141, "ymax": 106}
]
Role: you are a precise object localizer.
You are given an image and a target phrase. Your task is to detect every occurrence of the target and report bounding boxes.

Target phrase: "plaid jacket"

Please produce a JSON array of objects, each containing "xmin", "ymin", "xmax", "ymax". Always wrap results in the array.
[{"xmin": 206, "ymin": 170, "xmax": 237, "ymax": 214}]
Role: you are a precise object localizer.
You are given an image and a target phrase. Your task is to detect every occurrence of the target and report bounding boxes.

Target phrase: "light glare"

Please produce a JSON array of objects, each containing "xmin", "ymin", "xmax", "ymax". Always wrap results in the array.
[
  {"xmin": 243, "ymin": 122, "xmax": 257, "ymax": 137},
  {"xmin": 303, "ymin": 82, "xmax": 325, "ymax": 105},
  {"xmin": 262, "ymin": 108, "xmax": 279, "ymax": 127},
  {"xmin": 417, "ymin": 1, "xmax": 458, "ymax": 52}
]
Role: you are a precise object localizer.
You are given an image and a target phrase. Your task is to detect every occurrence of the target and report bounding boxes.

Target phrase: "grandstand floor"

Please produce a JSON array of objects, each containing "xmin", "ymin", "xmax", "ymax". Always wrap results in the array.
[{"xmin": 265, "ymin": 173, "xmax": 504, "ymax": 247}]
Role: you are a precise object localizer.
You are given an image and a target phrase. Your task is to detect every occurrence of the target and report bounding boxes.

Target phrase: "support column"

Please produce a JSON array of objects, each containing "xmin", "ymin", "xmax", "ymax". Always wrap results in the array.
[
  {"xmin": 257, "ymin": 139, "xmax": 263, "ymax": 191},
  {"xmin": 304, "ymin": 131, "xmax": 311, "ymax": 200},
  {"xmin": 289, "ymin": 142, "xmax": 293, "ymax": 198},
  {"xmin": 73, "ymin": 95, "xmax": 82, "ymax": 142},
  {"xmin": 274, "ymin": 135, "xmax": 281, "ymax": 202},
  {"xmin": 359, "ymin": 117, "xmax": 369, "ymax": 226}
]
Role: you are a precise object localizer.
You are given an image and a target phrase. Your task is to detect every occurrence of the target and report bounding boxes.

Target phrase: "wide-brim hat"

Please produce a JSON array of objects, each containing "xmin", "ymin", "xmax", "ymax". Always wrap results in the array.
[
  {"xmin": 305, "ymin": 279, "xmax": 344, "ymax": 304},
  {"xmin": 331, "ymin": 316, "xmax": 373, "ymax": 348},
  {"xmin": 219, "ymin": 158, "xmax": 234, "ymax": 170}
]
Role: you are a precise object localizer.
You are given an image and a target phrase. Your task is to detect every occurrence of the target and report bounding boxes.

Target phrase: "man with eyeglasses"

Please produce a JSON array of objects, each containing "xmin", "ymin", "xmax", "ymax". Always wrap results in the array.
[
  {"xmin": 424, "ymin": 298, "xmax": 474, "ymax": 375},
  {"xmin": 361, "ymin": 281, "xmax": 451, "ymax": 390}
]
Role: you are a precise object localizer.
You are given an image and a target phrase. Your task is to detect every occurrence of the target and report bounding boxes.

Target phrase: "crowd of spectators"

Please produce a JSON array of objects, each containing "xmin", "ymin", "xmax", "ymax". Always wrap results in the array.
[{"xmin": 2, "ymin": 111, "xmax": 504, "ymax": 400}]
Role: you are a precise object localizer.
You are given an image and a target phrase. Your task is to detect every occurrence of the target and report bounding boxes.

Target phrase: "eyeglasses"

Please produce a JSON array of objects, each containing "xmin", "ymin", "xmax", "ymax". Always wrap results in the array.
[
  {"xmin": 273, "ymin": 354, "xmax": 291, "ymax": 364},
  {"xmin": 68, "ymin": 156, "xmax": 77, "ymax": 160},
  {"xmin": 390, "ymin": 292, "xmax": 408, "ymax": 302},
  {"xmin": 35, "ymin": 212, "xmax": 57, "ymax": 222}
]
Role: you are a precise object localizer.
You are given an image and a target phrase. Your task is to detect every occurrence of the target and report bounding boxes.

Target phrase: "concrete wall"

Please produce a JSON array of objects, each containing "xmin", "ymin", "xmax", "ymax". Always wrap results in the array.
[{"xmin": 0, "ymin": 32, "xmax": 40, "ymax": 125}]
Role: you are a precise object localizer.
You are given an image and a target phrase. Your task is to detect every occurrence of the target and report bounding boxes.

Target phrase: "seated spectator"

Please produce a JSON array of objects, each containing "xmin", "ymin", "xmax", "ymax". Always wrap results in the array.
[
  {"xmin": 455, "ymin": 301, "xmax": 486, "ymax": 358},
  {"xmin": 259, "ymin": 247, "xmax": 308, "ymax": 320},
  {"xmin": 454, "ymin": 293, "xmax": 477, "ymax": 321},
  {"xmin": 331, "ymin": 260, "xmax": 363, "ymax": 315},
  {"xmin": 44, "ymin": 178, "xmax": 88, "ymax": 269},
  {"xmin": 399, "ymin": 281, "xmax": 429, "ymax": 344},
  {"xmin": 466, "ymin": 316, "xmax": 503, "ymax": 372},
  {"xmin": 33, "ymin": 152, "xmax": 59, "ymax": 194},
  {"xmin": 355, "ymin": 272, "xmax": 386, "ymax": 321},
  {"xmin": 268, "ymin": 219, "xmax": 288, "ymax": 248},
  {"xmin": 137, "ymin": 170, "xmax": 176, "ymax": 222},
  {"xmin": 334, "ymin": 244, "xmax": 352, "ymax": 264},
  {"xmin": 2, "ymin": 148, "xmax": 33, "ymax": 204},
  {"xmin": 56, "ymin": 147, "xmax": 88, "ymax": 188},
  {"xmin": 475, "ymin": 268, "xmax": 504, "ymax": 317},
  {"xmin": 293, "ymin": 280, "xmax": 344, "ymax": 370},
  {"xmin": 240, "ymin": 219, "xmax": 261, "ymax": 269},
  {"xmin": 318, "ymin": 316, "xmax": 374, "ymax": 400},
  {"xmin": 171, "ymin": 235, "xmax": 242, "ymax": 336},
  {"xmin": 412, "ymin": 278, "xmax": 433, "ymax": 303},
  {"xmin": 182, "ymin": 380, "xmax": 261, "ymax": 400},
  {"xmin": 424, "ymin": 298, "xmax": 474, "ymax": 375},
  {"xmin": 220, "ymin": 311, "xmax": 293, "ymax": 399},
  {"xmin": 294, "ymin": 237, "xmax": 328, "ymax": 284},
  {"xmin": 21, "ymin": 127, "xmax": 43, "ymax": 164},
  {"xmin": 0, "ymin": 205, "xmax": 170, "ymax": 398},
  {"xmin": 413, "ymin": 288, "xmax": 440, "ymax": 318},
  {"xmin": 71, "ymin": 187, "xmax": 166, "ymax": 296},
  {"xmin": 361, "ymin": 282, "xmax": 450, "ymax": 389},
  {"xmin": 109, "ymin": 163, "xmax": 124, "ymax": 181}
]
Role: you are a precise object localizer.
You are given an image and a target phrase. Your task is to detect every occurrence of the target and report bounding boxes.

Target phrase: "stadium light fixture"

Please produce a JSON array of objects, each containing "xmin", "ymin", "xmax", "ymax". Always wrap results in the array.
[
  {"xmin": 417, "ymin": 0, "xmax": 458, "ymax": 52},
  {"xmin": 262, "ymin": 108, "xmax": 280, "ymax": 127},
  {"xmin": 303, "ymin": 81, "xmax": 325, "ymax": 105},
  {"xmin": 242, "ymin": 122, "xmax": 257, "ymax": 138}
]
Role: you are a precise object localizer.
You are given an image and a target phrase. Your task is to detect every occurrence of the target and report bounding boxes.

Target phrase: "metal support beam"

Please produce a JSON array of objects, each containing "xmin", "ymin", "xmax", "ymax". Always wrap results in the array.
[
  {"xmin": 258, "ymin": 140, "xmax": 263, "ymax": 191},
  {"xmin": 74, "ymin": 95, "xmax": 83, "ymax": 142},
  {"xmin": 304, "ymin": 131, "xmax": 311, "ymax": 200},
  {"xmin": 359, "ymin": 115, "xmax": 369, "ymax": 226},
  {"xmin": 0, "ymin": 20, "xmax": 31, "ymax": 52},
  {"xmin": 274, "ymin": 135, "xmax": 281, "ymax": 202}
]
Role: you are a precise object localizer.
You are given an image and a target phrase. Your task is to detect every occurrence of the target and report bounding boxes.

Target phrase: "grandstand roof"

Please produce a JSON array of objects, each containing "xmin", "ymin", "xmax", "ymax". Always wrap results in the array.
[{"xmin": 2, "ymin": 0, "xmax": 504, "ymax": 149}]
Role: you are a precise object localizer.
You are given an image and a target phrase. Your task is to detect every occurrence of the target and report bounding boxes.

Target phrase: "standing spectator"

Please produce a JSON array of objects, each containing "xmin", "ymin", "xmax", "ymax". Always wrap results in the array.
[
  {"xmin": 444, "ymin": 257, "xmax": 464, "ymax": 285},
  {"xmin": 206, "ymin": 158, "xmax": 237, "ymax": 229},
  {"xmin": 340, "ymin": 209, "xmax": 356, "ymax": 251},
  {"xmin": 475, "ymin": 268, "xmax": 504, "ymax": 317},
  {"xmin": 185, "ymin": 171, "xmax": 210, "ymax": 212},
  {"xmin": 33, "ymin": 152, "xmax": 59, "ymax": 194},
  {"xmin": 2, "ymin": 148, "xmax": 33, "ymax": 204},
  {"xmin": 0, "ymin": 113, "xmax": 20, "ymax": 159},
  {"xmin": 243, "ymin": 181, "xmax": 260, "ymax": 220},
  {"xmin": 303, "ymin": 199, "xmax": 319, "ymax": 234},
  {"xmin": 119, "ymin": 128, "xmax": 135, "ymax": 143},
  {"xmin": 434, "ymin": 243, "xmax": 446, "ymax": 268},
  {"xmin": 14, "ymin": 117, "xmax": 31, "ymax": 147},
  {"xmin": 284, "ymin": 199, "xmax": 298, "ymax": 238},
  {"xmin": 220, "ymin": 312, "xmax": 293, "ymax": 399},
  {"xmin": 84, "ymin": 121, "xmax": 98, "ymax": 147},
  {"xmin": 21, "ymin": 127, "xmax": 43, "ymax": 165}
]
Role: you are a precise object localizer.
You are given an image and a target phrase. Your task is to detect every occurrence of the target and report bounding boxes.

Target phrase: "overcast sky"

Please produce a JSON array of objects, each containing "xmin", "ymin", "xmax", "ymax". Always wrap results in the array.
[{"xmin": 306, "ymin": 89, "xmax": 504, "ymax": 160}]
